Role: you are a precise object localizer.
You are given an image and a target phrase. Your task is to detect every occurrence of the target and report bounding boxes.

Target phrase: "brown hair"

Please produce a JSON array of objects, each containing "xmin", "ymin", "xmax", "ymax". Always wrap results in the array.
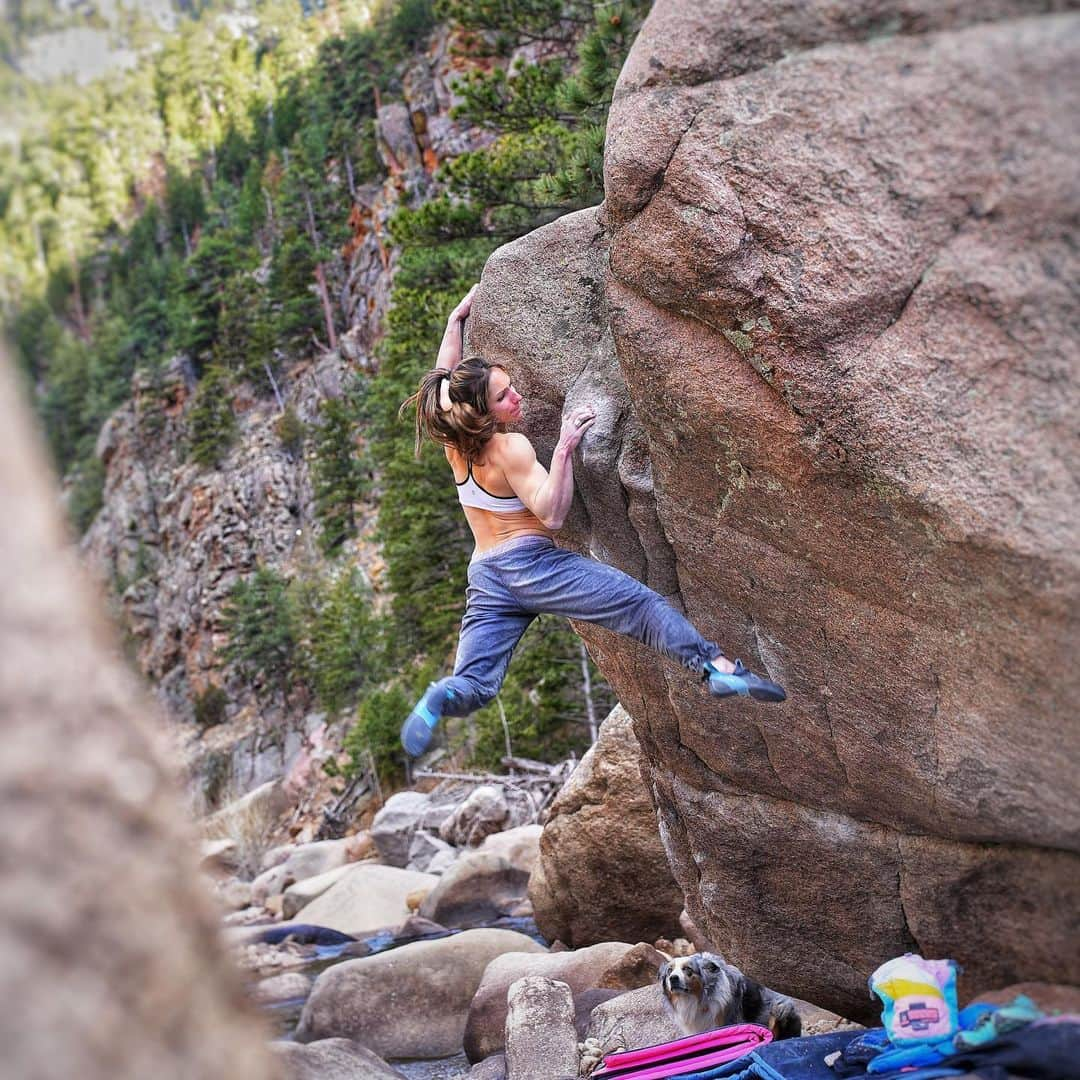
[{"xmin": 400, "ymin": 356, "xmax": 505, "ymax": 461}]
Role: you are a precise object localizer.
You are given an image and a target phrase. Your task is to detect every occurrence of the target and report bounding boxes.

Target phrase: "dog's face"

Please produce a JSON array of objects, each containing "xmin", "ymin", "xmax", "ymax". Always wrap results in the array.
[{"xmin": 659, "ymin": 953, "xmax": 737, "ymax": 1016}]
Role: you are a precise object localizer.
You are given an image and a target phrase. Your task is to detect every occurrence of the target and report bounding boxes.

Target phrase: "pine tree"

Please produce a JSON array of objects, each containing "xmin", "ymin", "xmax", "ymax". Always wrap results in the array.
[
  {"xmin": 311, "ymin": 394, "xmax": 367, "ymax": 555},
  {"xmin": 187, "ymin": 363, "xmax": 236, "ymax": 468},
  {"xmin": 306, "ymin": 568, "xmax": 382, "ymax": 714},
  {"xmin": 220, "ymin": 566, "xmax": 298, "ymax": 698}
]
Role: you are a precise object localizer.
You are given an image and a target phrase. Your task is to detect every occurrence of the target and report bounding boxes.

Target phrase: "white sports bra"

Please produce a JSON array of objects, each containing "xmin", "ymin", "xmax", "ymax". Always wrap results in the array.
[{"xmin": 455, "ymin": 461, "xmax": 527, "ymax": 512}]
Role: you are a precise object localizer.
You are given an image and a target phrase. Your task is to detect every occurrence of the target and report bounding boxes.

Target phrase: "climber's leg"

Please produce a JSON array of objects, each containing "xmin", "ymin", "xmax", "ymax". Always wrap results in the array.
[
  {"xmin": 498, "ymin": 540, "xmax": 785, "ymax": 702},
  {"xmin": 400, "ymin": 548, "xmax": 536, "ymax": 757}
]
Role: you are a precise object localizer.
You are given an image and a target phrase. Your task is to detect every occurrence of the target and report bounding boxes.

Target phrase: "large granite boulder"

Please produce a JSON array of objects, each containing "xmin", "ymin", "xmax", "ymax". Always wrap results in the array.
[
  {"xmin": 294, "ymin": 928, "xmax": 546, "ymax": 1057},
  {"xmin": 529, "ymin": 704, "xmax": 683, "ymax": 946},
  {"xmin": 0, "ymin": 351, "xmax": 275, "ymax": 1076},
  {"xmin": 468, "ymin": 0, "xmax": 1080, "ymax": 1020}
]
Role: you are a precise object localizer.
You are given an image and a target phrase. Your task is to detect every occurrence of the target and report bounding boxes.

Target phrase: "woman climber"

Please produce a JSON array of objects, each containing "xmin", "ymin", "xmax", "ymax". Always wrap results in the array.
[{"xmin": 398, "ymin": 285, "xmax": 786, "ymax": 756}]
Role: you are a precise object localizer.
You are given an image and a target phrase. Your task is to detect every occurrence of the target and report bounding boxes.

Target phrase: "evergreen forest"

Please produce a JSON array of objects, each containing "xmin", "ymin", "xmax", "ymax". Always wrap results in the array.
[{"xmin": 1, "ymin": 0, "xmax": 649, "ymax": 782}]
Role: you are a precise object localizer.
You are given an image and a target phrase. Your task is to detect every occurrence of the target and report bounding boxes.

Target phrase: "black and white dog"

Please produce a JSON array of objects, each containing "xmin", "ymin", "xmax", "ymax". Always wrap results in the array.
[{"xmin": 659, "ymin": 953, "xmax": 802, "ymax": 1039}]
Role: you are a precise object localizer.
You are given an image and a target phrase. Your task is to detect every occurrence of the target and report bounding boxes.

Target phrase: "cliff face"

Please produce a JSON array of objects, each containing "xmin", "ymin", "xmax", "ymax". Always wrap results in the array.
[{"xmin": 471, "ymin": 0, "xmax": 1080, "ymax": 1018}]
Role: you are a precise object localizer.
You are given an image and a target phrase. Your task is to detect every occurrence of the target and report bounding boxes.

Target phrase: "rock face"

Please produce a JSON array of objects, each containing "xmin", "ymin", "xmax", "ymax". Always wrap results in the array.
[
  {"xmin": 529, "ymin": 704, "xmax": 683, "ymax": 946},
  {"xmin": 0, "ymin": 351, "xmax": 275, "ymax": 1076},
  {"xmin": 469, "ymin": 1, "xmax": 1080, "ymax": 1020},
  {"xmin": 439, "ymin": 784, "xmax": 532, "ymax": 847}
]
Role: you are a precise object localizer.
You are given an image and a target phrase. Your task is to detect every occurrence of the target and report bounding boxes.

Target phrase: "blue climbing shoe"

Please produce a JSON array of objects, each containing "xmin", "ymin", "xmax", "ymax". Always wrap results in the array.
[
  {"xmin": 706, "ymin": 659, "xmax": 787, "ymax": 703},
  {"xmin": 400, "ymin": 683, "xmax": 448, "ymax": 757}
]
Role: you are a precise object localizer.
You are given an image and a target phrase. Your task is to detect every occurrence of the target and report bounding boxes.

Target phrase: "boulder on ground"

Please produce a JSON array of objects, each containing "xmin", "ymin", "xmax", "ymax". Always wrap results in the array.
[
  {"xmin": 586, "ymin": 984, "xmax": 684, "ymax": 1056},
  {"xmin": 504, "ymin": 977, "xmax": 579, "ymax": 1080},
  {"xmin": 479, "ymin": 824, "xmax": 542, "ymax": 874},
  {"xmin": 471, "ymin": 0, "xmax": 1080, "ymax": 1021},
  {"xmin": 251, "ymin": 971, "xmax": 313, "ymax": 1007},
  {"xmin": 465, "ymin": 941, "xmax": 665, "ymax": 1062},
  {"xmin": 282, "ymin": 864, "xmax": 356, "ymax": 920},
  {"xmin": 216, "ymin": 878, "xmax": 253, "ymax": 911},
  {"xmin": 200, "ymin": 837, "xmax": 238, "ymax": 873},
  {"xmin": 344, "ymin": 831, "xmax": 376, "ymax": 862},
  {"xmin": 253, "ymin": 839, "xmax": 353, "ymax": 905},
  {"xmin": 297, "ymin": 864, "xmax": 438, "ymax": 935},
  {"xmin": 426, "ymin": 845, "xmax": 459, "ymax": 876},
  {"xmin": 419, "ymin": 851, "xmax": 531, "ymax": 929},
  {"xmin": 530, "ymin": 706, "xmax": 683, "ymax": 947},
  {"xmin": 371, "ymin": 791, "xmax": 433, "ymax": 867},
  {"xmin": 271, "ymin": 1037, "xmax": 407, "ymax": 1079},
  {"xmin": 408, "ymin": 830, "xmax": 457, "ymax": 874},
  {"xmin": 439, "ymin": 785, "xmax": 530, "ymax": 847},
  {"xmin": 294, "ymin": 929, "xmax": 546, "ymax": 1059},
  {"xmin": 467, "ymin": 1053, "xmax": 507, "ymax": 1079}
]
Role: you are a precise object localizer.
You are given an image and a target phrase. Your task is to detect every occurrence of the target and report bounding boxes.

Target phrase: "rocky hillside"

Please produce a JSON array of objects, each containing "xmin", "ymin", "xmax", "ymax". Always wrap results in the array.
[
  {"xmin": 75, "ymin": 20, "xmax": 494, "ymax": 794},
  {"xmin": 470, "ymin": 0, "xmax": 1080, "ymax": 1020}
]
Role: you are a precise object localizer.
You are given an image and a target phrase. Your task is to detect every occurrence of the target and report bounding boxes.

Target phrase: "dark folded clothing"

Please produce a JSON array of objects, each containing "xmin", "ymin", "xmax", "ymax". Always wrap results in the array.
[
  {"xmin": 871, "ymin": 1019, "xmax": 1080, "ymax": 1080},
  {"xmin": 937, "ymin": 1019, "xmax": 1080, "ymax": 1079}
]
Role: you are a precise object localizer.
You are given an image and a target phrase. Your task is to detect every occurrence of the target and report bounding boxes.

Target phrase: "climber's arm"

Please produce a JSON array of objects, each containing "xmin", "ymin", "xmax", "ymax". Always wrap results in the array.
[
  {"xmin": 499, "ymin": 408, "xmax": 595, "ymax": 530},
  {"xmin": 436, "ymin": 285, "xmax": 478, "ymax": 408}
]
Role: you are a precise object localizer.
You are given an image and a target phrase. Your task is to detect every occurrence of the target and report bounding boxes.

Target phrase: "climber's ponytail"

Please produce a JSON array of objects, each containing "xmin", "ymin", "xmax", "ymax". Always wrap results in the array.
[{"xmin": 399, "ymin": 357, "xmax": 504, "ymax": 461}]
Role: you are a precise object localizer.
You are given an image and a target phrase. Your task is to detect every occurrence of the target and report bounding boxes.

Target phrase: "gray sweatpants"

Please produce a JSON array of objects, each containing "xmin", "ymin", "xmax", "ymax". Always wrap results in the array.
[{"xmin": 437, "ymin": 534, "xmax": 720, "ymax": 717}]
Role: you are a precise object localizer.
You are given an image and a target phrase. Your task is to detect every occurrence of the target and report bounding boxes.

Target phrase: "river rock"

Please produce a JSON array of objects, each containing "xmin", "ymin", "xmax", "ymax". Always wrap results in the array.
[
  {"xmin": 253, "ymin": 838, "xmax": 354, "ymax": 905},
  {"xmin": 294, "ymin": 929, "xmax": 546, "ymax": 1058},
  {"xmin": 479, "ymin": 824, "xmax": 542, "ymax": 874},
  {"xmin": 464, "ymin": 942, "xmax": 666, "ymax": 1062},
  {"xmin": 426, "ymin": 845, "xmax": 459, "ymax": 876},
  {"xmin": 504, "ymin": 977, "xmax": 579, "ymax": 1080},
  {"xmin": 371, "ymin": 791, "xmax": 433, "ymax": 867},
  {"xmin": 439, "ymin": 785, "xmax": 529, "ymax": 847},
  {"xmin": 418, "ymin": 850, "xmax": 531, "ymax": 929},
  {"xmin": 468, "ymin": 1053, "xmax": 507, "ymax": 1079},
  {"xmin": 297, "ymin": 865, "xmax": 438, "ymax": 934},
  {"xmin": 530, "ymin": 706, "xmax": 682, "ymax": 946},
  {"xmin": 271, "ymin": 1037, "xmax": 408, "ymax": 1079},
  {"xmin": 585, "ymin": 984, "xmax": 684, "ymax": 1056},
  {"xmin": 282, "ymin": 863, "xmax": 357, "ymax": 919},
  {"xmin": 407, "ymin": 829, "xmax": 457, "ymax": 873},
  {"xmin": 251, "ymin": 971, "xmax": 313, "ymax": 1007},
  {"xmin": 468, "ymin": 0, "xmax": 1080, "ymax": 1020}
]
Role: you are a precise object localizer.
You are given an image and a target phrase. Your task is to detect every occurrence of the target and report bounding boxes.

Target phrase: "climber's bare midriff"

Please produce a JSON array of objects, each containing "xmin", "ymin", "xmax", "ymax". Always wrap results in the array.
[{"xmin": 446, "ymin": 445, "xmax": 552, "ymax": 553}]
